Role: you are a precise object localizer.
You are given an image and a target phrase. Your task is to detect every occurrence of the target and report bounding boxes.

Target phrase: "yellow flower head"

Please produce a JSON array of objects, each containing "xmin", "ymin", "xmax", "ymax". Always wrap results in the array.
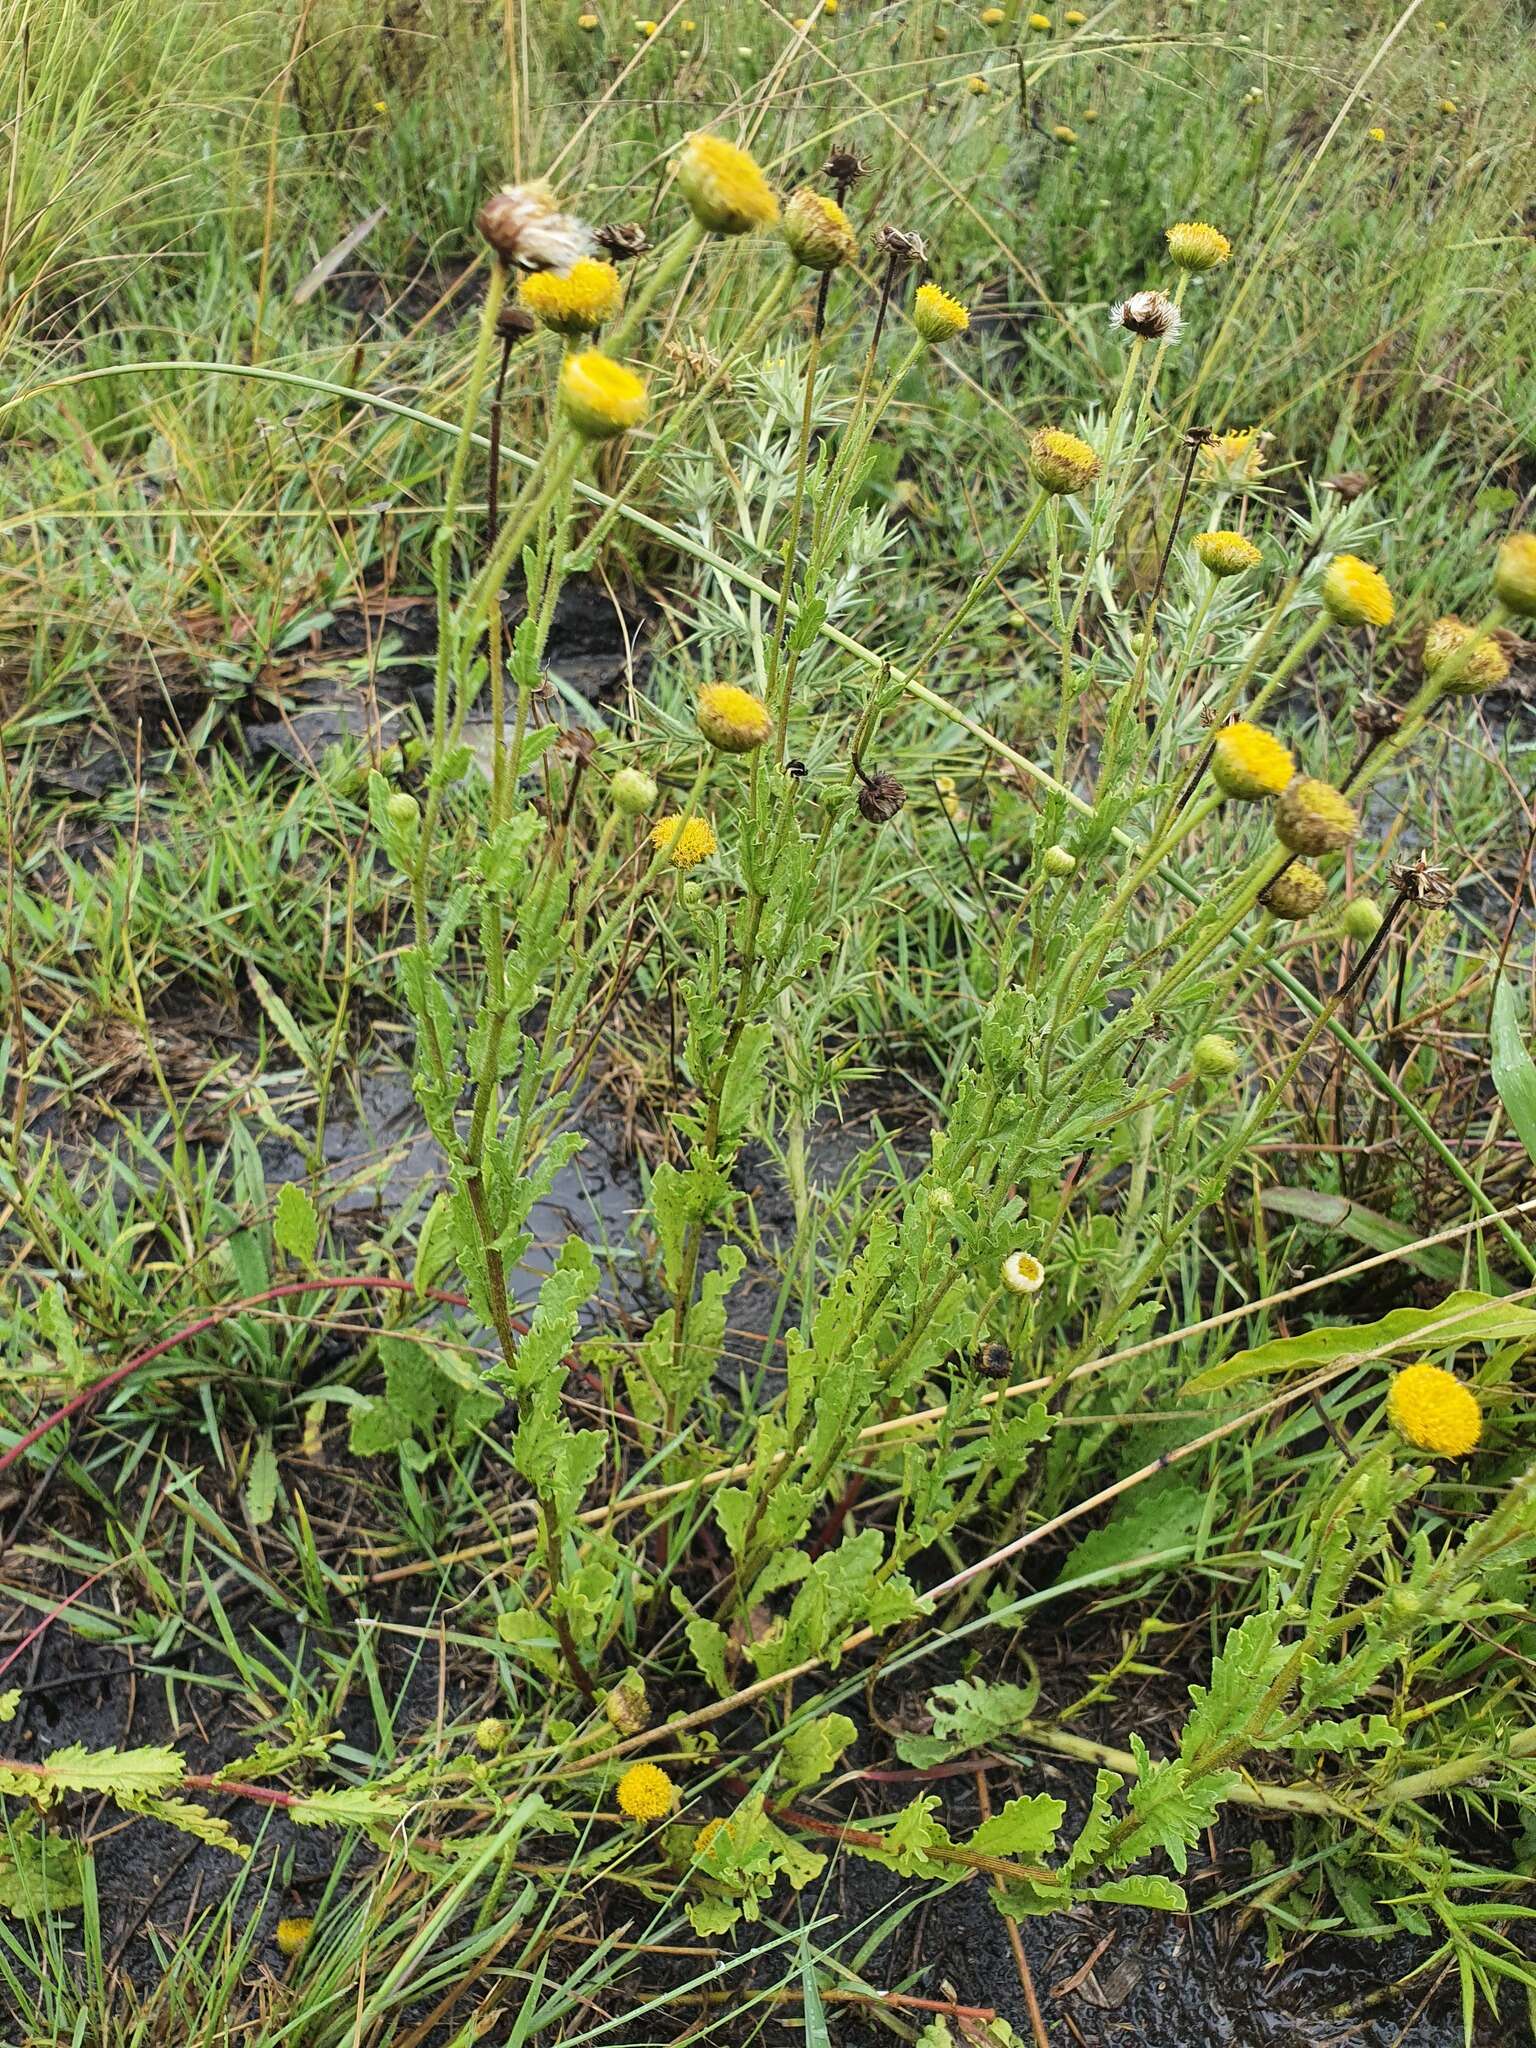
[
  {"xmin": 559, "ymin": 350, "xmax": 648, "ymax": 439},
  {"xmin": 1439, "ymin": 97, "xmax": 1457, "ymax": 113},
  {"xmin": 1367, "ymin": 125, "xmax": 1386, "ymax": 142},
  {"xmin": 1166, "ymin": 220, "xmax": 1231, "ymax": 272},
  {"xmin": 1197, "ymin": 427, "xmax": 1268, "ymax": 487},
  {"xmin": 276, "ymin": 1917, "xmax": 314, "ymax": 1957},
  {"xmin": 577, "ymin": 11, "xmax": 598, "ymax": 25},
  {"xmin": 1211, "ymin": 720, "xmax": 1293, "ymax": 800},
  {"xmin": 650, "ymin": 814, "xmax": 718, "ymax": 868},
  {"xmin": 1028, "ymin": 10, "xmax": 1051, "ymax": 26},
  {"xmin": 782, "ymin": 187, "xmax": 858, "ymax": 268},
  {"xmin": 1081, "ymin": 104, "xmax": 1098, "ymax": 118},
  {"xmin": 1321, "ymin": 552, "xmax": 1394, "ymax": 628},
  {"xmin": 1259, "ymin": 862, "xmax": 1327, "ymax": 920},
  {"xmin": 1001, "ymin": 1249, "xmax": 1045, "ymax": 1295},
  {"xmin": 1028, "ymin": 426, "xmax": 1099, "ymax": 495},
  {"xmin": 1065, "ymin": 6, "xmax": 1085, "ymax": 18},
  {"xmin": 636, "ymin": 16, "xmax": 660, "ymax": 32},
  {"xmin": 616, "ymin": 1761, "xmax": 677, "ymax": 1820},
  {"xmin": 694, "ymin": 1816, "xmax": 731, "ymax": 1857},
  {"xmin": 675, "ymin": 133, "xmax": 779, "ymax": 234},
  {"xmin": 1423, "ymin": 616, "xmax": 1510, "ymax": 693},
  {"xmin": 518, "ymin": 257, "xmax": 625, "ymax": 335},
  {"xmin": 1052, "ymin": 123, "xmax": 1078, "ymax": 143},
  {"xmin": 1275, "ymin": 776, "xmax": 1359, "ymax": 856},
  {"xmin": 967, "ymin": 73, "xmax": 990, "ymax": 93},
  {"xmin": 682, "ymin": 15, "xmax": 698, "ymax": 26},
  {"xmin": 913, "ymin": 281, "xmax": 970, "ymax": 342},
  {"xmin": 822, "ymin": 0, "xmax": 837, "ymax": 13},
  {"xmin": 697, "ymin": 683, "xmax": 772, "ymax": 753},
  {"xmin": 1493, "ymin": 533, "xmax": 1536, "ymax": 617},
  {"xmin": 1194, "ymin": 529, "xmax": 1262, "ymax": 578},
  {"xmin": 980, "ymin": 5, "xmax": 1005, "ymax": 20},
  {"xmin": 1387, "ymin": 1362, "xmax": 1481, "ymax": 1457}
]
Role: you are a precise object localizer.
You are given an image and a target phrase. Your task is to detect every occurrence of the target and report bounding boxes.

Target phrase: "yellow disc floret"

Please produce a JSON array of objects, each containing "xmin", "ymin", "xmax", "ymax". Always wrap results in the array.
[
  {"xmin": 913, "ymin": 281, "xmax": 969, "ymax": 342},
  {"xmin": 675, "ymin": 133, "xmax": 779, "ymax": 234},
  {"xmin": 1321, "ymin": 553, "xmax": 1394, "ymax": 628},
  {"xmin": 1028, "ymin": 427, "xmax": 1100, "ymax": 496},
  {"xmin": 697, "ymin": 683, "xmax": 772, "ymax": 753},
  {"xmin": 1259, "ymin": 863, "xmax": 1327, "ymax": 920},
  {"xmin": 781, "ymin": 187, "xmax": 858, "ymax": 269},
  {"xmin": 1210, "ymin": 721, "xmax": 1293, "ymax": 800},
  {"xmin": 616, "ymin": 1761, "xmax": 678, "ymax": 1820},
  {"xmin": 1275, "ymin": 776, "xmax": 1359, "ymax": 856},
  {"xmin": 559, "ymin": 350, "xmax": 647, "ymax": 439},
  {"xmin": 1166, "ymin": 220, "xmax": 1232, "ymax": 271},
  {"xmin": 1423, "ymin": 616, "xmax": 1510, "ymax": 694},
  {"xmin": 276, "ymin": 1917, "xmax": 314, "ymax": 1956},
  {"xmin": 1493, "ymin": 533, "xmax": 1536, "ymax": 617},
  {"xmin": 650, "ymin": 814, "xmax": 719, "ymax": 868},
  {"xmin": 1197, "ymin": 427, "xmax": 1268, "ymax": 487},
  {"xmin": 1386, "ymin": 1362, "xmax": 1482, "ymax": 1457},
  {"xmin": 1195, "ymin": 529, "xmax": 1262, "ymax": 577},
  {"xmin": 518, "ymin": 257, "xmax": 625, "ymax": 335}
]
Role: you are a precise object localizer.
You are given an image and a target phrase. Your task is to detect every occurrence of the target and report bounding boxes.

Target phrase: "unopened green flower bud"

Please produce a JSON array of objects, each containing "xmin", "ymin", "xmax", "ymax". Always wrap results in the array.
[
  {"xmin": 680, "ymin": 879, "xmax": 705, "ymax": 908},
  {"xmin": 475, "ymin": 1717, "xmax": 509, "ymax": 1754},
  {"xmin": 1341, "ymin": 896, "xmax": 1384, "ymax": 942},
  {"xmin": 1042, "ymin": 843, "xmax": 1076, "ymax": 877},
  {"xmin": 386, "ymin": 792, "xmax": 420, "ymax": 830},
  {"xmin": 1191, "ymin": 1033, "xmax": 1240, "ymax": 1081},
  {"xmin": 611, "ymin": 766, "xmax": 659, "ymax": 815}
]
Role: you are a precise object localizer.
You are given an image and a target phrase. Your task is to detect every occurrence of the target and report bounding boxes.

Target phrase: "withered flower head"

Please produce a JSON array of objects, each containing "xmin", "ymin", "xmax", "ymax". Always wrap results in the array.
[
  {"xmin": 1388, "ymin": 854, "xmax": 1454, "ymax": 908},
  {"xmin": 1351, "ymin": 691, "xmax": 1401, "ymax": 739},
  {"xmin": 1323, "ymin": 469, "xmax": 1372, "ymax": 501},
  {"xmin": 477, "ymin": 181, "xmax": 594, "ymax": 273},
  {"xmin": 877, "ymin": 225, "xmax": 927, "ymax": 269},
  {"xmin": 823, "ymin": 145, "xmax": 868, "ymax": 195},
  {"xmin": 594, "ymin": 221, "xmax": 652, "ymax": 261},
  {"xmin": 857, "ymin": 769, "xmax": 906, "ymax": 823},
  {"xmin": 1110, "ymin": 289, "xmax": 1182, "ymax": 342},
  {"xmin": 495, "ymin": 302, "xmax": 538, "ymax": 343}
]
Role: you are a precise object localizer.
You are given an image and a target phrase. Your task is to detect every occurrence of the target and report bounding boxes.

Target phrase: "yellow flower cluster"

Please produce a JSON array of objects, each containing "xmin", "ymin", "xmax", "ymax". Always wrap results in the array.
[
  {"xmin": 1211, "ymin": 721, "xmax": 1293, "ymax": 801},
  {"xmin": 1166, "ymin": 220, "xmax": 1231, "ymax": 272},
  {"xmin": 518, "ymin": 257, "xmax": 624, "ymax": 335},
  {"xmin": 913, "ymin": 282, "xmax": 969, "ymax": 342},
  {"xmin": 1386, "ymin": 1362, "xmax": 1481, "ymax": 1457},
  {"xmin": 616, "ymin": 1761, "xmax": 677, "ymax": 1819},
  {"xmin": 1197, "ymin": 428, "xmax": 1267, "ymax": 487},
  {"xmin": 1423, "ymin": 616, "xmax": 1510, "ymax": 694},
  {"xmin": 1275, "ymin": 776, "xmax": 1359, "ymax": 856},
  {"xmin": 675, "ymin": 133, "xmax": 779, "ymax": 234},
  {"xmin": 1028, "ymin": 426, "xmax": 1099, "ymax": 496},
  {"xmin": 782, "ymin": 187, "xmax": 858, "ymax": 269},
  {"xmin": 1321, "ymin": 553, "xmax": 1394, "ymax": 628},
  {"xmin": 560, "ymin": 350, "xmax": 648, "ymax": 438},
  {"xmin": 697, "ymin": 683, "xmax": 772, "ymax": 753},
  {"xmin": 650, "ymin": 814, "xmax": 719, "ymax": 868},
  {"xmin": 1195, "ymin": 529, "xmax": 1262, "ymax": 577}
]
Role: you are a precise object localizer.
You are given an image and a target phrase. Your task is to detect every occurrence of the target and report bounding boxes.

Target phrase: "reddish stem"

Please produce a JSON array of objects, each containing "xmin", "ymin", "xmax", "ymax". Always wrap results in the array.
[{"xmin": 0, "ymin": 1274, "xmax": 481, "ymax": 1476}]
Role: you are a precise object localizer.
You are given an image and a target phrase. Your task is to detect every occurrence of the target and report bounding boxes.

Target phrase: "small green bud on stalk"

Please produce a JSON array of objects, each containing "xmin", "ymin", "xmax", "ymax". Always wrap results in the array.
[
  {"xmin": 1342, "ymin": 896, "xmax": 1384, "ymax": 942},
  {"xmin": 1042, "ymin": 843, "xmax": 1077, "ymax": 877},
  {"xmin": 1191, "ymin": 1033, "xmax": 1240, "ymax": 1082},
  {"xmin": 611, "ymin": 766, "xmax": 659, "ymax": 815}
]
